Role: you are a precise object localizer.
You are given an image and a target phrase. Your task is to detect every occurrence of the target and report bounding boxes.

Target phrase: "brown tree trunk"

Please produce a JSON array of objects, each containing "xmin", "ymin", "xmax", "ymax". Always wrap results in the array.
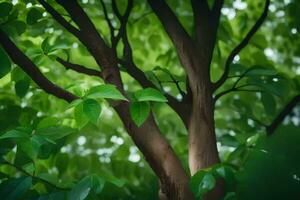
[{"xmin": 115, "ymin": 104, "xmax": 194, "ymax": 200}]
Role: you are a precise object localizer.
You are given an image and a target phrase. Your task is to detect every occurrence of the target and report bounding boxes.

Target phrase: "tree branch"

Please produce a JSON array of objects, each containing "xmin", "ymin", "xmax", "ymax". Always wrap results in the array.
[
  {"xmin": 113, "ymin": 0, "xmax": 191, "ymax": 126},
  {"xmin": 3, "ymin": 160, "xmax": 69, "ymax": 191},
  {"xmin": 56, "ymin": 57, "xmax": 102, "ymax": 77},
  {"xmin": 266, "ymin": 94, "xmax": 300, "ymax": 135},
  {"xmin": 214, "ymin": 84, "xmax": 263, "ymax": 103},
  {"xmin": 37, "ymin": 0, "xmax": 81, "ymax": 37},
  {"xmin": 213, "ymin": 0, "xmax": 270, "ymax": 90},
  {"xmin": 100, "ymin": 0, "xmax": 115, "ymax": 45},
  {"xmin": 0, "ymin": 29, "xmax": 77, "ymax": 102},
  {"xmin": 147, "ymin": 0, "xmax": 196, "ymax": 75}
]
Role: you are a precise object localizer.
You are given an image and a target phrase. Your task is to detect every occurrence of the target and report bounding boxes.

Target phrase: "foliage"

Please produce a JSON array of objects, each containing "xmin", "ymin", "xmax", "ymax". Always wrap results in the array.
[{"xmin": 0, "ymin": 0, "xmax": 299, "ymax": 199}]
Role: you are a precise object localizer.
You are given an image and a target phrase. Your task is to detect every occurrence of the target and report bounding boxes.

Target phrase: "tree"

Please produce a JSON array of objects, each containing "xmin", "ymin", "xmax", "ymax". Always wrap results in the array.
[{"xmin": 0, "ymin": 0, "xmax": 299, "ymax": 200}]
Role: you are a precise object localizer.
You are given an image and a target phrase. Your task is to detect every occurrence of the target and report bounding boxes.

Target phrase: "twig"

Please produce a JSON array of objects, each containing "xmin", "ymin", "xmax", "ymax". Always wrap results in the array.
[{"xmin": 213, "ymin": 0, "xmax": 270, "ymax": 90}]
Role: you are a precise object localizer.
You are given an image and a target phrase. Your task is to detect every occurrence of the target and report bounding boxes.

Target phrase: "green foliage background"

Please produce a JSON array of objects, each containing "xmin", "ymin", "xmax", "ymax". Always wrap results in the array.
[{"xmin": 0, "ymin": 0, "xmax": 299, "ymax": 199}]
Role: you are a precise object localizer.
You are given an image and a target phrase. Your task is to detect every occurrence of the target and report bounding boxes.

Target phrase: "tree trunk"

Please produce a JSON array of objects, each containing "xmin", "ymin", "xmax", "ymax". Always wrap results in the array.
[{"xmin": 115, "ymin": 104, "xmax": 194, "ymax": 200}]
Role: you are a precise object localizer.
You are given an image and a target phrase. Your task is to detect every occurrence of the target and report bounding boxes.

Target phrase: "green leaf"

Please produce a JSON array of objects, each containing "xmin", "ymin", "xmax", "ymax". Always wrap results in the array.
[
  {"xmin": 130, "ymin": 101, "xmax": 150, "ymax": 127},
  {"xmin": 189, "ymin": 171, "xmax": 216, "ymax": 198},
  {"xmin": 68, "ymin": 177, "xmax": 91, "ymax": 200},
  {"xmin": 26, "ymin": 7, "xmax": 43, "ymax": 25},
  {"xmin": 41, "ymin": 37, "xmax": 50, "ymax": 54},
  {"xmin": 68, "ymin": 175, "xmax": 105, "ymax": 200},
  {"xmin": 134, "ymin": 88, "xmax": 167, "ymax": 102},
  {"xmin": 245, "ymin": 66, "xmax": 277, "ymax": 77},
  {"xmin": 0, "ymin": 2, "xmax": 12, "ymax": 18},
  {"xmin": 0, "ymin": 176, "xmax": 32, "ymax": 200},
  {"xmin": 0, "ymin": 127, "xmax": 31, "ymax": 140},
  {"xmin": 82, "ymin": 99, "xmax": 101, "ymax": 124},
  {"xmin": 74, "ymin": 103, "xmax": 89, "ymax": 129},
  {"xmin": 11, "ymin": 67, "xmax": 26, "ymax": 82},
  {"xmin": 86, "ymin": 84, "xmax": 127, "ymax": 100},
  {"xmin": 261, "ymin": 93, "xmax": 276, "ymax": 115},
  {"xmin": 4, "ymin": 20, "xmax": 27, "ymax": 36},
  {"xmin": 15, "ymin": 79, "xmax": 30, "ymax": 98},
  {"xmin": 0, "ymin": 47, "xmax": 11, "ymax": 79},
  {"xmin": 67, "ymin": 99, "xmax": 83, "ymax": 109},
  {"xmin": 35, "ymin": 126, "xmax": 76, "ymax": 140}
]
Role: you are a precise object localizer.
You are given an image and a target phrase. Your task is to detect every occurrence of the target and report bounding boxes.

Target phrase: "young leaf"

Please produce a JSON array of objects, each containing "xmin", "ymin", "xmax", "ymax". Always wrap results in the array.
[
  {"xmin": 82, "ymin": 99, "xmax": 101, "ymax": 124},
  {"xmin": 86, "ymin": 84, "xmax": 127, "ymax": 100},
  {"xmin": 0, "ymin": 47, "xmax": 11, "ymax": 79},
  {"xmin": 130, "ymin": 102, "xmax": 150, "ymax": 127},
  {"xmin": 134, "ymin": 88, "xmax": 167, "ymax": 102}
]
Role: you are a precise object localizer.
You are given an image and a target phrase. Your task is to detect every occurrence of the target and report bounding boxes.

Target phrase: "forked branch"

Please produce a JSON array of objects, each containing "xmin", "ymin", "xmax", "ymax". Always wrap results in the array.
[
  {"xmin": 213, "ymin": 0, "xmax": 270, "ymax": 90},
  {"xmin": 0, "ymin": 29, "xmax": 77, "ymax": 102}
]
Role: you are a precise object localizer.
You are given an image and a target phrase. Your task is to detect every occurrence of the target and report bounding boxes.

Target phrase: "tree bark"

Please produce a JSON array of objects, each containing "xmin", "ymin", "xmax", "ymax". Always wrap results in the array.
[{"xmin": 115, "ymin": 104, "xmax": 194, "ymax": 200}]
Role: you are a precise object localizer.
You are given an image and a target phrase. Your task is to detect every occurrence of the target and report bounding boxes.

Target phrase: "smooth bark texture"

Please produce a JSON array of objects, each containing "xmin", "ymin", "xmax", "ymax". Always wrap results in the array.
[{"xmin": 115, "ymin": 105, "xmax": 194, "ymax": 199}]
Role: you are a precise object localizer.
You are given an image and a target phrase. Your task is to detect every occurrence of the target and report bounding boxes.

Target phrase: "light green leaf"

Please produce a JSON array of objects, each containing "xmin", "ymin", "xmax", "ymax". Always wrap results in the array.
[
  {"xmin": 82, "ymin": 99, "xmax": 101, "ymax": 124},
  {"xmin": 134, "ymin": 88, "xmax": 167, "ymax": 102},
  {"xmin": 86, "ymin": 84, "xmax": 127, "ymax": 100},
  {"xmin": 74, "ymin": 103, "xmax": 89, "ymax": 129},
  {"xmin": 67, "ymin": 99, "xmax": 83, "ymax": 109},
  {"xmin": 0, "ymin": 47, "xmax": 11, "ymax": 79},
  {"xmin": 41, "ymin": 37, "xmax": 50, "ymax": 54},
  {"xmin": 130, "ymin": 101, "xmax": 150, "ymax": 127}
]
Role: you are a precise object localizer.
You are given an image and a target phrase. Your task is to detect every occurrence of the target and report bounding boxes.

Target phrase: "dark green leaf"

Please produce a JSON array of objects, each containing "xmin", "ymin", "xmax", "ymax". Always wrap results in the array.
[
  {"xmin": 261, "ymin": 93, "xmax": 276, "ymax": 115},
  {"xmin": 15, "ymin": 79, "xmax": 30, "ymax": 98},
  {"xmin": 0, "ymin": 47, "xmax": 11, "ymax": 79},
  {"xmin": 0, "ymin": 2, "xmax": 12, "ymax": 18},
  {"xmin": 26, "ymin": 8, "xmax": 43, "ymax": 25},
  {"xmin": 0, "ymin": 176, "xmax": 32, "ymax": 200}
]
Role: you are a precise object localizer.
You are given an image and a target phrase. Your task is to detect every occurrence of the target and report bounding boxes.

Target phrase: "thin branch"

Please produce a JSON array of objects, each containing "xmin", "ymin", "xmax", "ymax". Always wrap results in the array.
[
  {"xmin": 37, "ymin": 0, "xmax": 81, "ymax": 37},
  {"xmin": 56, "ymin": 57, "xmax": 102, "ymax": 77},
  {"xmin": 0, "ymin": 29, "xmax": 77, "ymax": 102},
  {"xmin": 112, "ymin": 0, "xmax": 133, "ymax": 47},
  {"xmin": 214, "ymin": 84, "xmax": 263, "ymax": 102},
  {"xmin": 266, "ymin": 94, "xmax": 300, "ymax": 135},
  {"xmin": 3, "ymin": 160, "xmax": 69, "ymax": 191},
  {"xmin": 213, "ymin": 0, "xmax": 270, "ymax": 90},
  {"xmin": 100, "ymin": 0, "xmax": 115, "ymax": 45}
]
